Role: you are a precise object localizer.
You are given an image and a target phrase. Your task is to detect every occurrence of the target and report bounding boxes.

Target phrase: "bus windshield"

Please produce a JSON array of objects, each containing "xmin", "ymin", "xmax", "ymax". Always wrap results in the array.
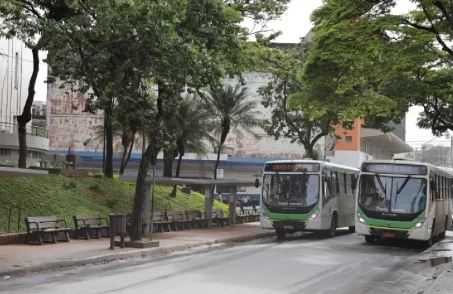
[
  {"xmin": 262, "ymin": 174, "xmax": 319, "ymax": 208},
  {"xmin": 358, "ymin": 174, "xmax": 427, "ymax": 214}
]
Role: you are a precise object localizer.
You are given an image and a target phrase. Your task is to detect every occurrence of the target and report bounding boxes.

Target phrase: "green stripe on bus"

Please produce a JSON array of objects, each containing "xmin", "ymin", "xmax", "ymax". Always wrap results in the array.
[
  {"xmin": 357, "ymin": 206, "xmax": 425, "ymax": 230},
  {"xmin": 263, "ymin": 203, "xmax": 319, "ymax": 222}
]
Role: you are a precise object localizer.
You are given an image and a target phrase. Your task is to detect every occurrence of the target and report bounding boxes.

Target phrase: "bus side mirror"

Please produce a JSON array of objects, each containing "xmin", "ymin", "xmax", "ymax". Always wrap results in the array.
[
  {"xmin": 431, "ymin": 181, "xmax": 437, "ymax": 191},
  {"xmin": 352, "ymin": 176, "xmax": 358, "ymax": 190},
  {"xmin": 255, "ymin": 178, "xmax": 260, "ymax": 188}
]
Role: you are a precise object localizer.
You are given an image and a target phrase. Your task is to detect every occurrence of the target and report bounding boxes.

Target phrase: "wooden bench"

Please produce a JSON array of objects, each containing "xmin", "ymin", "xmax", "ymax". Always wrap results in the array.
[
  {"xmin": 167, "ymin": 211, "xmax": 192, "ymax": 230},
  {"xmin": 212, "ymin": 209, "xmax": 230, "ymax": 227},
  {"xmin": 24, "ymin": 216, "xmax": 71, "ymax": 245},
  {"xmin": 73, "ymin": 215, "xmax": 109, "ymax": 239},
  {"xmin": 152, "ymin": 212, "xmax": 172, "ymax": 233},
  {"xmin": 186, "ymin": 210, "xmax": 209, "ymax": 229}
]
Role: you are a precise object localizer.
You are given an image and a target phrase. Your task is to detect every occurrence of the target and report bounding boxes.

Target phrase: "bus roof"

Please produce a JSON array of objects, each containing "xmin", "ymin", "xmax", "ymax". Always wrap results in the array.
[
  {"xmin": 360, "ymin": 160, "xmax": 453, "ymax": 177},
  {"xmin": 263, "ymin": 159, "xmax": 359, "ymax": 173}
]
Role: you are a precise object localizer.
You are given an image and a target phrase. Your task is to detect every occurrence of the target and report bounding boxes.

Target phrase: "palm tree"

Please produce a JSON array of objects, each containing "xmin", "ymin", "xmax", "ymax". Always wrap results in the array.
[
  {"xmin": 205, "ymin": 84, "xmax": 262, "ymax": 179},
  {"xmin": 170, "ymin": 95, "xmax": 217, "ymax": 196}
]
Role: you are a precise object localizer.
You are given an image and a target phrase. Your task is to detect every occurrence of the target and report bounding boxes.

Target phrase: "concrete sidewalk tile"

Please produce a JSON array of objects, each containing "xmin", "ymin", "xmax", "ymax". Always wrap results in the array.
[{"xmin": 0, "ymin": 223, "xmax": 274, "ymax": 277}]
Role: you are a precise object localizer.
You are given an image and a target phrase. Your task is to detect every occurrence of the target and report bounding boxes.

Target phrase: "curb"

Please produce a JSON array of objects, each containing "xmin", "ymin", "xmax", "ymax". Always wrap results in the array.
[{"xmin": 0, "ymin": 231, "xmax": 275, "ymax": 277}]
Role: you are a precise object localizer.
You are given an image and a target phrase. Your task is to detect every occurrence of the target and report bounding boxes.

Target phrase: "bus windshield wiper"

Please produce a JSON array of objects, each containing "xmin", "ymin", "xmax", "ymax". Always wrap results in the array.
[
  {"xmin": 396, "ymin": 176, "xmax": 411, "ymax": 195},
  {"xmin": 394, "ymin": 176, "xmax": 411, "ymax": 207},
  {"xmin": 375, "ymin": 174, "xmax": 386, "ymax": 194}
]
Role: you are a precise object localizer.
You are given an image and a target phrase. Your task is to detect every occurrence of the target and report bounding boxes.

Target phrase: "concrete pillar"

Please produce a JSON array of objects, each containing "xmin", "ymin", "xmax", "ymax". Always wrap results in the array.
[
  {"xmin": 229, "ymin": 186, "xmax": 237, "ymax": 225},
  {"xmin": 142, "ymin": 183, "xmax": 151, "ymax": 233},
  {"xmin": 204, "ymin": 184, "xmax": 213, "ymax": 227}
]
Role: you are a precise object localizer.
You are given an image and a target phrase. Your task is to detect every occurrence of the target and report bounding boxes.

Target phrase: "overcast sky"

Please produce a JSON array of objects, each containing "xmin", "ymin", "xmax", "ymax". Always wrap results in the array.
[{"xmin": 264, "ymin": 0, "xmax": 450, "ymax": 148}]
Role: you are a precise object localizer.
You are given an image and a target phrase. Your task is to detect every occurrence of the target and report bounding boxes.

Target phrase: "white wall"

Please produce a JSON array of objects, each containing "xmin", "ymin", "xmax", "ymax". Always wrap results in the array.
[{"xmin": 0, "ymin": 37, "xmax": 48, "ymax": 126}]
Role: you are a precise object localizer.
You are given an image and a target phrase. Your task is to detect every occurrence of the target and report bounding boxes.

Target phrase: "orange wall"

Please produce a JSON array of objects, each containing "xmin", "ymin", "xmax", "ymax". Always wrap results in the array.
[{"xmin": 334, "ymin": 119, "xmax": 362, "ymax": 151}]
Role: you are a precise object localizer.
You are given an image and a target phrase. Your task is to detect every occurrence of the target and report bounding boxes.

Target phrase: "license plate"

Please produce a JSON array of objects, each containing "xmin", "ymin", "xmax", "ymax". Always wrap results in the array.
[
  {"xmin": 284, "ymin": 225, "xmax": 294, "ymax": 230},
  {"xmin": 383, "ymin": 232, "xmax": 395, "ymax": 238}
]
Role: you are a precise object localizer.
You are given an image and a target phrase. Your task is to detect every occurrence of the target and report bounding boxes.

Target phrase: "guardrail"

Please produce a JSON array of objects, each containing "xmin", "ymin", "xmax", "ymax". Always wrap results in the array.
[{"xmin": 0, "ymin": 122, "xmax": 48, "ymax": 138}]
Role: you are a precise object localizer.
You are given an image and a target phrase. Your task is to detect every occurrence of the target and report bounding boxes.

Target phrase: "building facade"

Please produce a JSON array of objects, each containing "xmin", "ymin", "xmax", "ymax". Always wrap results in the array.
[{"xmin": 0, "ymin": 37, "xmax": 49, "ymax": 165}]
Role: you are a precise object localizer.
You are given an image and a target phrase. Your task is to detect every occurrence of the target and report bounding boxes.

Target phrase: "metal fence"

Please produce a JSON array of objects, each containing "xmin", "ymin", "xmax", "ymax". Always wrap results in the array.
[{"xmin": 0, "ymin": 122, "xmax": 48, "ymax": 138}]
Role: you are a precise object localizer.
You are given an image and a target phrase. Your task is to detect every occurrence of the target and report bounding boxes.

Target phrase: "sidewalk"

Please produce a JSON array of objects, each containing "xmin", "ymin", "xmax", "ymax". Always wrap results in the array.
[{"xmin": 0, "ymin": 223, "xmax": 273, "ymax": 277}]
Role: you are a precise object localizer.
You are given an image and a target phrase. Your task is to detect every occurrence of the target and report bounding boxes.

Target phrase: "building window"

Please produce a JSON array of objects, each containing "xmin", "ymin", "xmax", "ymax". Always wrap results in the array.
[
  {"xmin": 345, "ymin": 136, "xmax": 353, "ymax": 143},
  {"xmin": 15, "ymin": 52, "xmax": 19, "ymax": 89},
  {"xmin": 0, "ymin": 148, "xmax": 11, "ymax": 156},
  {"xmin": 360, "ymin": 140, "xmax": 366, "ymax": 152}
]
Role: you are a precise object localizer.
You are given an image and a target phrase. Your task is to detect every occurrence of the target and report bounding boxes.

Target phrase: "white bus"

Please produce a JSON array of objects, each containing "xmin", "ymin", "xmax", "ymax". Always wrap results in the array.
[
  {"xmin": 260, "ymin": 160, "xmax": 359, "ymax": 239},
  {"xmin": 355, "ymin": 160, "xmax": 453, "ymax": 246}
]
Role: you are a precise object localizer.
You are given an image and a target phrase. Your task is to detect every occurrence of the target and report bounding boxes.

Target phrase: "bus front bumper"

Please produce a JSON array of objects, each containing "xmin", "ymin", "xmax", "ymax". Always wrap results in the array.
[{"xmin": 356, "ymin": 220, "xmax": 430, "ymax": 241}]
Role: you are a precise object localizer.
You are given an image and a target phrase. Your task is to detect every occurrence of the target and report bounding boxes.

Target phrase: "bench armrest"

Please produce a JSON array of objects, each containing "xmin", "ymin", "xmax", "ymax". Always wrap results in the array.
[
  {"xmin": 59, "ymin": 219, "xmax": 69, "ymax": 228},
  {"xmin": 167, "ymin": 215, "xmax": 176, "ymax": 221},
  {"xmin": 222, "ymin": 211, "xmax": 229, "ymax": 216},
  {"xmin": 27, "ymin": 221, "xmax": 40, "ymax": 232},
  {"xmin": 202, "ymin": 212, "xmax": 208, "ymax": 219},
  {"xmin": 211, "ymin": 212, "xmax": 218, "ymax": 218}
]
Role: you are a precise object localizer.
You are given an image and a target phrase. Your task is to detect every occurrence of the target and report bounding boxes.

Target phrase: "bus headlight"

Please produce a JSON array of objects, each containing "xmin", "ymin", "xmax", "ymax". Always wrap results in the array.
[
  {"xmin": 413, "ymin": 218, "xmax": 426, "ymax": 229},
  {"xmin": 357, "ymin": 213, "xmax": 365, "ymax": 224},
  {"xmin": 308, "ymin": 212, "xmax": 318, "ymax": 221}
]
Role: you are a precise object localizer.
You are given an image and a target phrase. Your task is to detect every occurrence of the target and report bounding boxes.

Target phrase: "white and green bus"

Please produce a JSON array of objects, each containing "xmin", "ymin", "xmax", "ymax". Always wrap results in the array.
[
  {"xmin": 355, "ymin": 160, "xmax": 453, "ymax": 246},
  {"xmin": 260, "ymin": 160, "xmax": 359, "ymax": 239}
]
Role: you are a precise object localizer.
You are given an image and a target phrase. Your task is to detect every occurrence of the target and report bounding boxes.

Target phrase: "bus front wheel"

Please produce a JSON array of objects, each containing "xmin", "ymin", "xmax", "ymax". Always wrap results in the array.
[
  {"xmin": 276, "ymin": 229, "xmax": 286, "ymax": 239},
  {"xmin": 326, "ymin": 215, "xmax": 337, "ymax": 238},
  {"xmin": 365, "ymin": 236, "xmax": 375, "ymax": 243}
]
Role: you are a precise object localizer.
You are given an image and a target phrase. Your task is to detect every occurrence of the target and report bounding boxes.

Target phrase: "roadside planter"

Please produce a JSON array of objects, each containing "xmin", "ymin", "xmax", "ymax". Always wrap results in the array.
[{"xmin": 114, "ymin": 238, "xmax": 160, "ymax": 249}]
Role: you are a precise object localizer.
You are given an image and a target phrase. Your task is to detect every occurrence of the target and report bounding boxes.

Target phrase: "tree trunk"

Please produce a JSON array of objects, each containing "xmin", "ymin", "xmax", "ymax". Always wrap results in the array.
[
  {"xmin": 171, "ymin": 152, "xmax": 184, "ymax": 196},
  {"xmin": 304, "ymin": 144, "xmax": 318, "ymax": 160},
  {"xmin": 121, "ymin": 137, "xmax": 134, "ymax": 174},
  {"xmin": 213, "ymin": 143, "xmax": 222, "ymax": 180},
  {"xmin": 131, "ymin": 82, "xmax": 165, "ymax": 241},
  {"xmin": 213, "ymin": 126, "xmax": 229, "ymax": 179},
  {"xmin": 163, "ymin": 150, "xmax": 174, "ymax": 177},
  {"xmin": 130, "ymin": 140, "xmax": 154, "ymax": 241},
  {"xmin": 119, "ymin": 135, "xmax": 134, "ymax": 175},
  {"xmin": 17, "ymin": 48, "xmax": 39, "ymax": 168},
  {"xmin": 104, "ymin": 101, "xmax": 114, "ymax": 178},
  {"xmin": 142, "ymin": 134, "xmax": 146, "ymax": 154}
]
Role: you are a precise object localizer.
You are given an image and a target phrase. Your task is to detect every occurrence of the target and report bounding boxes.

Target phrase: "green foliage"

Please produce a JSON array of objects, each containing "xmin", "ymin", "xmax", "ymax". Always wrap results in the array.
[
  {"xmin": 304, "ymin": 0, "xmax": 453, "ymax": 136},
  {"xmin": 0, "ymin": 175, "xmax": 228, "ymax": 233},
  {"xmin": 62, "ymin": 179, "xmax": 77, "ymax": 190},
  {"xmin": 258, "ymin": 42, "xmax": 354, "ymax": 159},
  {"xmin": 205, "ymin": 84, "xmax": 263, "ymax": 178}
]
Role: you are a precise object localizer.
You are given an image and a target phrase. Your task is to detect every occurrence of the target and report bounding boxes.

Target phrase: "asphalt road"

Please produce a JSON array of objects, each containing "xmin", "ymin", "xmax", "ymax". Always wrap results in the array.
[{"xmin": 1, "ymin": 229, "xmax": 448, "ymax": 294}]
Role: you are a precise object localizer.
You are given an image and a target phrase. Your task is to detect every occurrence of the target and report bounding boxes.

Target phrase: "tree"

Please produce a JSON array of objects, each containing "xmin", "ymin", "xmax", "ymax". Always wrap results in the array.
[
  {"xmin": 205, "ymin": 84, "xmax": 262, "ymax": 179},
  {"xmin": 169, "ymin": 95, "xmax": 217, "ymax": 196},
  {"xmin": 259, "ymin": 42, "xmax": 356, "ymax": 159},
  {"xmin": 303, "ymin": 0, "xmax": 453, "ymax": 137},
  {"xmin": 0, "ymin": 0, "xmax": 77, "ymax": 168}
]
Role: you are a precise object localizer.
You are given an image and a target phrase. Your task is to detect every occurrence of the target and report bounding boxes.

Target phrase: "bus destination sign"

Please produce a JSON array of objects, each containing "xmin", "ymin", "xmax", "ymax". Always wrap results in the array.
[
  {"xmin": 361, "ymin": 163, "xmax": 427, "ymax": 175},
  {"xmin": 264, "ymin": 163, "xmax": 320, "ymax": 172}
]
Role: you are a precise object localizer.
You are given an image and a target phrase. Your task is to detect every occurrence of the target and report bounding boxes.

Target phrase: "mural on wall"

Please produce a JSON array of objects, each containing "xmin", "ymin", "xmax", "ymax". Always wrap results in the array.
[
  {"xmin": 47, "ymin": 81, "xmax": 145, "ymax": 154},
  {"xmin": 48, "ymin": 74, "xmax": 318, "ymax": 159}
]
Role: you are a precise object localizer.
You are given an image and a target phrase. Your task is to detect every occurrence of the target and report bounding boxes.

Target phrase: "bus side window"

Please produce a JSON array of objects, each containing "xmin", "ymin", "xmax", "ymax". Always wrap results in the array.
[
  {"xmin": 331, "ymin": 172, "xmax": 339, "ymax": 196},
  {"xmin": 323, "ymin": 172, "xmax": 331, "ymax": 198},
  {"xmin": 345, "ymin": 173, "xmax": 352, "ymax": 195}
]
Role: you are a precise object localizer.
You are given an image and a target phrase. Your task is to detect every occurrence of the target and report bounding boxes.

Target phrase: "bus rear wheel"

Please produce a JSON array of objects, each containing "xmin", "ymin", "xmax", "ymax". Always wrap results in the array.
[
  {"xmin": 276, "ymin": 229, "xmax": 286, "ymax": 239},
  {"xmin": 365, "ymin": 236, "xmax": 375, "ymax": 243}
]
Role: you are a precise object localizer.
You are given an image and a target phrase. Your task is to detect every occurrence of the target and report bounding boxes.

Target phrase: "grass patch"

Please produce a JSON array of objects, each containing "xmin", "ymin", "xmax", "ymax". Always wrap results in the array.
[{"xmin": 0, "ymin": 175, "xmax": 228, "ymax": 234}]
